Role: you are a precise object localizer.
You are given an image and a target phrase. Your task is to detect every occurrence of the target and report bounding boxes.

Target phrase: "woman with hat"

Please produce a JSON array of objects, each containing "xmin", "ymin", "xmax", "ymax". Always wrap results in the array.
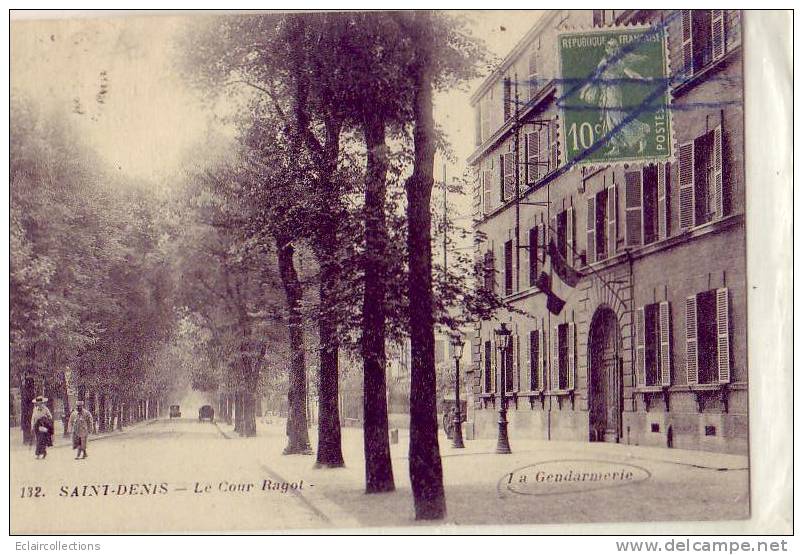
[
  {"xmin": 30, "ymin": 396, "xmax": 54, "ymax": 459},
  {"xmin": 68, "ymin": 400, "xmax": 94, "ymax": 460}
]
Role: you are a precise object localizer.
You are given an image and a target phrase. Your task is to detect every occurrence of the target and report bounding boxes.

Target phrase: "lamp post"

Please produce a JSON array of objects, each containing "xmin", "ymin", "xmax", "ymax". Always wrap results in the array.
[
  {"xmin": 495, "ymin": 322, "xmax": 512, "ymax": 454},
  {"xmin": 449, "ymin": 331, "xmax": 465, "ymax": 449}
]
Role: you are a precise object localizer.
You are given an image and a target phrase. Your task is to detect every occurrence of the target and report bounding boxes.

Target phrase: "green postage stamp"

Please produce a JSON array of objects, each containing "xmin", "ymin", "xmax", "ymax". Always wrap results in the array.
[{"xmin": 558, "ymin": 26, "xmax": 671, "ymax": 166}]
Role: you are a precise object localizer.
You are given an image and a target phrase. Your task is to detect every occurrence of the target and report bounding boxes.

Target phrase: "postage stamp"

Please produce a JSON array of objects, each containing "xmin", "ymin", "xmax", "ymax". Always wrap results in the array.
[{"xmin": 558, "ymin": 26, "xmax": 671, "ymax": 166}]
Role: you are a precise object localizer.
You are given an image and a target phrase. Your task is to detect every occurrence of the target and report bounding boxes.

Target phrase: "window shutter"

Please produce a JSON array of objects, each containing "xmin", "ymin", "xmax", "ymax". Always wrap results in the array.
[
  {"xmin": 636, "ymin": 306, "xmax": 646, "ymax": 387},
  {"xmin": 525, "ymin": 331, "xmax": 533, "ymax": 391},
  {"xmin": 523, "ymin": 132, "xmax": 530, "ymax": 184},
  {"xmin": 528, "ymin": 226, "xmax": 538, "ymax": 286},
  {"xmin": 566, "ymin": 206, "xmax": 575, "ymax": 267},
  {"xmin": 491, "ymin": 336, "xmax": 498, "ymax": 392},
  {"xmin": 482, "ymin": 170, "xmax": 492, "ymax": 214},
  {"xmin": 550, "ymin": 325, "xmax": 559, "ymax": 391},
  {"xmin": 624, "ymin": 170, "xmax": 643, "ymax": 247},
  {"xmin": 678, "ymin": 141, "xmax": 696, "ymax": 230},
  {"xmin": 657, "ymin": 162, "xmax": 668, "ymax": 239},
  {"xmin": 538, "ymin": 223, "xmax": 547, "ymax": 264},
  {"xmin": 503, "ymin": 152, "xmax": 515, "ymax": 201},
  {"xmin": 527, "ymin": 131, "xmax": 540, "ymax": 183},
  {"xmin": 607, "ymin": 183, "xmax": 617, "ymax": 255},
  {"xmin": 474, "ymin": 105, "xmax": 482, "ymax": 146},
  {"xmin": 685, "ymin": 295, "xmax": 699, "ymax": 385},
  {"xmin": 503, "ymin": 77, "xmax": 512, "ymax": 121},
  {"xmin": 499, "ymin": 154, "xmax": 505, "ymax": 202},
  {"xmin": 528, "ymin": 49, "xmax": 538, "ymax": 100},
  {"xmin": 681, "ymin": 9, "xmax": 693, "ymax": 76},
  {"xmin": 586, "ymin": 196, "xmax": 596, "ymax": 264},
  {"xmin": 711, "ymin": 10, "xmax": 725, "ymax": 61},
  {"xmin": 549, "ymin": 119, "xmax": 559, "ymax": 171},
  {"xmin": 513, "ymin": 333, "xmax": 520, "ymax": 391},
  {"xmin": 659, "ymin": 301, "xmax": 672, "ymax": 386},
  {"xmin": 712, "ymin": 125, "xmax": 725, "ymax": 219},
  {"xmin": 550, "ymin": 215, "xmax": 558, "ymax": 252},
  {"xmin": 567, "ymin": 322, "xmax": 576, "ymax": 390},
  {"xmin": 716, "ymin": 288, "xmax": 731, "ymax": 384},
  {"xmin": 537, "ymin": 328, "xmax": 545, "ymax": 390}
]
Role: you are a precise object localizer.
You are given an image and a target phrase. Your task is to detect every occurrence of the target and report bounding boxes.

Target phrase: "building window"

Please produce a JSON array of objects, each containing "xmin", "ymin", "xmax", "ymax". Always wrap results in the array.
[
  {"xmin": 503, "ymin": 77, "xmax": 512, "ymax": 121},
  {"xmin": 474, "ymin": 104, "xmax": 482, "ymax": 146},
  {"xmin": 528, "ymin": 226, "xmax": 539, "ymax": 286},
  {"xmin": 525, "ymin": 130, "xmax": 540, "ymax": 184},
  {"xmin": 484, "ymin": 340, "xmax": 493, "ymax": 392},
  {"xmin": 480, "ymin": 96, "xmax": 491, "ymax": 143},
  {"xmin": 625, "ymin": 163, "xmax": 669, "ymax": 247},
  {"xmin": 525, "ymin": 119, "xmax": 559, "ymax": 186},
  {"xmin": 503, "ymin": 240, "xmax": 513, "ymax": 296},
  {"xmin": 685, "ymin": 288, "xmax": 731, "ymax": 385},
  {"xmin": 500, "ymin": 150, "xmax": 515, "ymax": 202},
  {"xmin": 558, "ymin": 324, "xmax": 569, "ymax": 389},
  {"xmin": 482, "ymin": 251, "xmax": 495, "ymax": 293},
  {"xmin": 481, "ymin": 163, "xmax": 493, "ymax": 215},
  {"xmin": 592, "ymin": 9, "xmax": 617, "ymax": 27},
  {"xmin": 529, "ymin": 329, "xmax": 544, "ymax": 391},
  {"xmin": 694, "ymin": 131, "xmax": 717, "ymax": 226},
  {"xmin": 528, "ymin": 49, "xmax": 539, "ymax": 100},
  {"xmin": 679, "ymin": 125, "xmax": 726, "ymax": 230},
  {"xmin": 595, "ymin": 188, "xmax": 608, "ymax": 260},
  {"xmin": 636, "ymin": 302, "xmax": 672, "ymax": 387},
  {"xmin": 551, "ymin": 322, "xmax": 576, "ymax": 391},
  {"xmin": 435, "ymin": 339, "xmax": 445, "ymax": 365},
  {"xmin": 644, "ymin": 304, "xmax": 660, "ymax": 385},
  {"xmin": 642, "ymin": 165, "xmax": 659, "ymax": 245},
  {"xmin": 681, "ymin": 10, "xmax": 726, "ymax": 77},
  {"xmin": 505, "ymin": 339, "xmax": 515, "ymax": 392}
]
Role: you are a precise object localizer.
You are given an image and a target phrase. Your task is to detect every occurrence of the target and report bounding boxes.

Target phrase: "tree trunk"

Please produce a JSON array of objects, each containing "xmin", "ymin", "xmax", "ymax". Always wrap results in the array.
[
  {"xmin": 361, "ymin": 111, "xmax": 395, "ymax": 493},
  {"xmin": 118, "ymin": 401, "xmax": 124, "ymax": 430},
  {"xmin": 241, "ymin": 392, "xmax": 257, "ymax": 437},
  {"xmin": 99, "ymin": 393, "xmax": 108, "ymax": 433},
  {"xmin": 315, "ymin": 234, "xmax": 345, "ymax": 468},
  {"xmin": 405, "ymin": 12, "xmax": 446, "ymax": 520},
  {"xmin": 60, "ymin": 371, "xmax": 71, "ymax": 437},
  {"xmin": 234, "ymin": 391, "xmax": 243, "ymax": 434},
  {"xmin": 20, "ymin": 374, "xmax": 35, "ymax": 445},
  {"xmin": 277, "ymin": 241, "xmax": 312, "ymax": 455}
]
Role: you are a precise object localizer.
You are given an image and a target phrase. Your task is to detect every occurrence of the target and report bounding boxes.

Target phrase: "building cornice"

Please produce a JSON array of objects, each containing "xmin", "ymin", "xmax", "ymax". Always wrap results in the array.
[{"xmin": 469, "ymin": 10, "xmax": 562, "ymax": 106}]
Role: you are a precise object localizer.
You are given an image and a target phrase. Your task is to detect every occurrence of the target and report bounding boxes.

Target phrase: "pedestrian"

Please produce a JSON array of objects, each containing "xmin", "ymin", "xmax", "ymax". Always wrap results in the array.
[
  {"xmin": 31, "ymin": 396, "xmax": 54, "ymax": 460},
  {"xmin": 68, "ymin": 400, "xmax": 94, "ymax": 460}
]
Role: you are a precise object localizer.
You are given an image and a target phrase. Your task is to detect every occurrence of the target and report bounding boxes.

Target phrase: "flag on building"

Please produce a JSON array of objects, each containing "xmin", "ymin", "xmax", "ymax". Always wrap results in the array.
[
  {"xmin": 535, "ymin": 271, "xmax": 566, "ymax": 315},
  {"xmin": 548, "ymin": 239, "xmax": 583, "ymax": 287}
]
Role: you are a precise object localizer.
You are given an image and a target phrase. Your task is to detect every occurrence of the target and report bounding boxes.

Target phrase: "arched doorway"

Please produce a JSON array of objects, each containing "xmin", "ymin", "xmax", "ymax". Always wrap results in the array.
[{"xmin": 588, "ymin": 307, "xmax": 622, "ymax": 443}]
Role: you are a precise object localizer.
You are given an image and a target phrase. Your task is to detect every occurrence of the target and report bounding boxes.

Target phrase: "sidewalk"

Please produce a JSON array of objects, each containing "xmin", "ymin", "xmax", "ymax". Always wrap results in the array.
[
  {"xmin": 215, "ymin": 418, "xmax": 749, "ymax": 530},
  {"xmin": 9, "ymin": 418, "xmax": 155, "ymax": 452}
]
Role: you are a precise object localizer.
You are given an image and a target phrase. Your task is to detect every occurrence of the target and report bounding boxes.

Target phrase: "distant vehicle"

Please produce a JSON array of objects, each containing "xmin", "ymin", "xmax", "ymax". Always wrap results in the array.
[
  {"xmin": 169, "ymin": 405, "xmax": 181, "ymax": 418},
  {"xmin": 198, "ymin": 405, "xmax": 214, "ymax": 422}
]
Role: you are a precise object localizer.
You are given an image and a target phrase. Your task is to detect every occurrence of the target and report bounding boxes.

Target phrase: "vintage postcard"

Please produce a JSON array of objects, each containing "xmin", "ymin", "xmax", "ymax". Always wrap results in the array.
[{"xmin": 8, "ymin": 9, "xmax": 780, "ymax": 535}]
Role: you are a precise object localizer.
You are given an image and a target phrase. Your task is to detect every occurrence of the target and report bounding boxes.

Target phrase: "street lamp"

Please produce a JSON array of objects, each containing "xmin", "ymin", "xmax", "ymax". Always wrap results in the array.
[
  {"xmin": 449, "ymin": 331, "xmax": 465, "ymax": 449},
  {"xmin": 494, "ymin": 322, "xmax": 512, "ymax": 454}
]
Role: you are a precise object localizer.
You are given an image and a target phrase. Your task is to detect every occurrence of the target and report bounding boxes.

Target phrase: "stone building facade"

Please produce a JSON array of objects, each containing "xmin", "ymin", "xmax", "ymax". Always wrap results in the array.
[{"xmin": 466, "ymin": 9, "xmax": 746, "ymax": 454}]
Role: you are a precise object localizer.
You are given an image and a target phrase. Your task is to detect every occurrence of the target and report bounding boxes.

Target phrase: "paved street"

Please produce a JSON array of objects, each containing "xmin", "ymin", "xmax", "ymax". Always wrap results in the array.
[
  {"xmin": 11, "ymin": 418, "xmax": 336, "ymax": 533},
  {"xmin": 11, "ymin": 417, "xmax": 749, "ymax": 533}
]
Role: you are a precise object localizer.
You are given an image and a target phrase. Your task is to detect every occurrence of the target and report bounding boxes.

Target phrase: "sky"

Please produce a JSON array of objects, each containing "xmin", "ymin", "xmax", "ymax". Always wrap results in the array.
[{"xmin": 10, "ymin": 10, "xmax": 544, "ymax": 195}]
